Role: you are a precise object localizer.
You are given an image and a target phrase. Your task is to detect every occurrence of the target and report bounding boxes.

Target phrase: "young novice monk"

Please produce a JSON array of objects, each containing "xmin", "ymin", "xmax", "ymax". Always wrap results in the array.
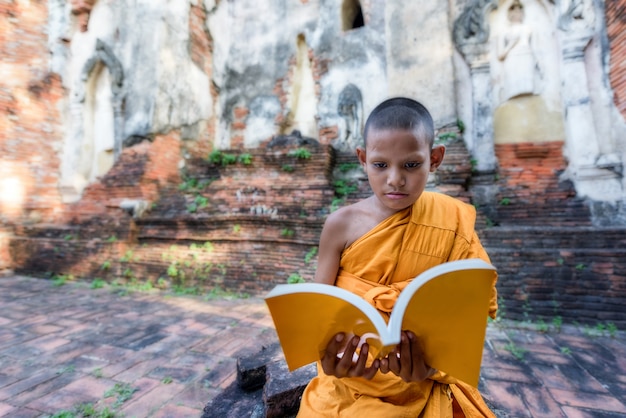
[{"xmin": 297, "ymin": 97, "xmax": 498, "ymax": 417}]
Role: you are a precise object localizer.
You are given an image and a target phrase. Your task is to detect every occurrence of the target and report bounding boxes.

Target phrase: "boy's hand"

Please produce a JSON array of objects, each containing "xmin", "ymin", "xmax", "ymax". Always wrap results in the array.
[
  {"xmin": 379, "ymin": 331, "xmax": 436, "ymax": 382},
  {"xmin": 320, "ymin": 333, "xmax": 380, "ymax": 380}
]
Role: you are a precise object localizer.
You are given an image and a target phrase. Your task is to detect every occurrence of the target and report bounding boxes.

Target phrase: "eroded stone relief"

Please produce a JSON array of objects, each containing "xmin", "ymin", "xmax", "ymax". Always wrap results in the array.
[{"xmin": 453, "ymin": 0, "xmax": 625, "ymax": 202}]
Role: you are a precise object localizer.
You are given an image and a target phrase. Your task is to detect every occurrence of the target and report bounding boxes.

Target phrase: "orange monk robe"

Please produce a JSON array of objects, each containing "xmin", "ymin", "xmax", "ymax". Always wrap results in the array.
[{"xmin": 297, "ymin": 192, "xmax": 498, "ymax": 418}]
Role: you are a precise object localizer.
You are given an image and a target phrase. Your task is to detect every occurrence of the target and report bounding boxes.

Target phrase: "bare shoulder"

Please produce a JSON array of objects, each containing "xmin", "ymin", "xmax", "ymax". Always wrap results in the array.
[{"xmin": 322, "ymin": 197, "xmax": 380, "ymax": 250}]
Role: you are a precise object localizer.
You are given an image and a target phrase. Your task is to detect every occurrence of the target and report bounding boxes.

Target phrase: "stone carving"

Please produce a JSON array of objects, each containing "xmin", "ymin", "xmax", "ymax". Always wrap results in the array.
[
  {"xmin": 337, "ymin": 84, "xmax": 363, "ymax": 148},
  {"xmin": 453, "ymin": 0, "xmax": 498, "ymax": 49},
  {"xmin": 70, "ymin": 0, "xmax": 97, "ymax": 32},
  {"xmin": 558, "ymin": 0, "xmax": 594, "ymax": 32},
  {"xmin": 496, "ymin": 1, "xmax": 538, "ymax": 102}
]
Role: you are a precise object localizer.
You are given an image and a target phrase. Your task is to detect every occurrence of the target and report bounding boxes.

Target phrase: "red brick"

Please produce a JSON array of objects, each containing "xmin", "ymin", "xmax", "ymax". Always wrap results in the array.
[{"xmin": 549, "ymin": 388, "xmax": 626, "ymax": 413}]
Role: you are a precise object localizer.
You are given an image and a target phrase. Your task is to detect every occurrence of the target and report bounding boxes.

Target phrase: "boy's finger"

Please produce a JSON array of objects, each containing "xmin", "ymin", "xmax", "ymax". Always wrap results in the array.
[
  {"xmin": 335, "ymin": 335, "xmax": 359, "ymax": 377},
  {"xmin": 320, "ymin": 333, "xmax": 344, "ymax": 375},
  {"xmin": 348, "ymin": 342, "xmax": 369, "ymax": 377},
  {"xmin": 399, "ymin": 332, "xmax": 413, "ymax": 381},
  {"xmin": 362, "ymin": 359, "xmax": 380, "ymax": 380},
  {"xmin": 379, "ymin": 358, "xmax": 390, "ymax": 374},
  {"xmin": 388, "ymin": 348, "xmax": 401, "ymax": 374}
]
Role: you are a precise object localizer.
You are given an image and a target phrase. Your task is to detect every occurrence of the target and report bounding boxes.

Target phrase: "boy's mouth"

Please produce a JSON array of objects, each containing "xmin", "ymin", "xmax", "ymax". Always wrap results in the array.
[{"xmin": 385, "ymin": 192, "xmax": 408, "ymax": 200}]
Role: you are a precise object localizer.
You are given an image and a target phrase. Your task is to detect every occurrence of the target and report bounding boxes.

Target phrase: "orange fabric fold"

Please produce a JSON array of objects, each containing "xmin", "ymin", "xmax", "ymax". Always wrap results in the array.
[{"xmin": 297, "ymin": 192, "xmax": 498, "ymax": 418}]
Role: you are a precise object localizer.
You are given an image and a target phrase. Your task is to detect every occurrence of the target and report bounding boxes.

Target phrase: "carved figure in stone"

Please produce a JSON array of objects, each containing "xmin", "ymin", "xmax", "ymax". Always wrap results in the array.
[
  {"xmin": 337, "ymin": 84, "xmax": 363, "ymax": 148},
  {"xmin": 496, "ymin": 0, "xmax": 539, "ymax": 102},
  {"xmin": 558, "ymin": 0, "xmax": 594, "ymax": 32},
  {"xmin": 71, "ymin": 0, "xmax": 97, "ymax": 32}
]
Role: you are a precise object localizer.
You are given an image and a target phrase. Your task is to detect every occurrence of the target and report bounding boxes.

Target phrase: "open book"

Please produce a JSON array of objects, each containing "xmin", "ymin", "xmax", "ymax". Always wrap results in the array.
[{"xmin": 264, "ymin": 258, "xmax": 496, "ymax": 387}]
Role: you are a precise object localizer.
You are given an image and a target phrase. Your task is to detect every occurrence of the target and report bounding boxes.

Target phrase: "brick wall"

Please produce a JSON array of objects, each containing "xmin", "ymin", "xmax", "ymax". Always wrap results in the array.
[
  {"xmin": 491, "ymin": 142, "xmax": 591, "ymax": 226},
  {"xmin": 0, "ymin": 1, "xmax": 65, "ymax": 223},
  {"xmin": 10, "ymin": 145, "xmax": 335, "ymax": 295},
  {"xmin": 606, "ymin": 0, "xmax": 626, "ymax": 118}
]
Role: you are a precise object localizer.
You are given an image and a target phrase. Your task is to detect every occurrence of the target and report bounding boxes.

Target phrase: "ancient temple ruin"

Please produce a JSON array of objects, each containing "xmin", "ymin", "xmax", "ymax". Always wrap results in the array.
[{"xmin": 1, "ymin": 0, "xmax": 625, "ymax": 326}]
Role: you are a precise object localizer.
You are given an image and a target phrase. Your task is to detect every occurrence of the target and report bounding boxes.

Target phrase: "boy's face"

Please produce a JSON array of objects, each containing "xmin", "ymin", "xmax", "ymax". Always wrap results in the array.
[{"xmin": 357, "ymin": 128, "xmax": 444, "ymax": 212}]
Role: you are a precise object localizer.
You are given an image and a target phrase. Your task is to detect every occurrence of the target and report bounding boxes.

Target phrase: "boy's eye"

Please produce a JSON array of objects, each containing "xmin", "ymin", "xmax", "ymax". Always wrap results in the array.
[
  {"xmin": 373, "ymin": 162, "xmax": 387, "ymax": 168},
  {"xmin": 405, "ymin": 162, "xmax": 421, "ymax": 168}
]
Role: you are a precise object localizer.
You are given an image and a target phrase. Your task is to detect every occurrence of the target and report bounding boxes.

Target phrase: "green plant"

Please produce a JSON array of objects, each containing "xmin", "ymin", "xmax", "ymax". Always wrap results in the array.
[
  {"xmin": 575, "ymin": 263, "xmax": 586, "ymax": 271},
  {"xmin": 49, "ymin": 403, "xmax": 117, "ymax": 418},
  {"xmin": 437, "ymin": 132, "xmax": 457, "ymax": 141},
  {"xmin": 104, "ymin": 383, "xmax": 138, "ymax": 409},
  {"xmin": 101, "ymin": 260, "xmax": 111, "ymax": 271},
  {"xmin": 457, "ymin": 119, "xmax": 465, "ymax": 134},
  {"xmin": 470, "ymin": 158, "xmax": 478, "ymax": 172},
  {"xmin": 304, "ymin": 247, "xmax": 318, "ymax": 264},
  {"xmin": 522, "ymin": 297, "xmax": 532, "ymax": 322},
  {"xmin": 281, "ymin": 164, "xmax": 294, "ymax": 172},
  {"xmin": 195, "ymin": 195, "xmax": 209, "ymax": 208},
  {"xmin": 238, "ymin": 153, "xmax": 253, "ymax": 165},
  {"xmin": 203, "ymin": 241, "xmax": 214, "ymax": 252},
  {"xmin": 156, "ymin": 277, "xmax": 168, "ymax": 289},
  {"xmin": 333, "ymin": 180, "xmax": 357, "ymax": 198},
  {"xmin": 91, "ymin": 278, "xmax": 106, "ymax": 289},
  {"xmin": 280, "ymin": 228, "xmax": 295, "ymax": 238},
  {"xmin": 504, "ymin": 342, "xmax": 527, "ymax": 361},
  {"xmin": 289, "ymin": 147, "xmax": 311, "ymax": 159},
  {"xmin": 222, "ymin": 153, "xmax": 238, "ymax": 165},
  {"xmin": 106, "ymin": 235, "xmax": 117, "ymax": 243},
  {"xmin": 287, "ymin": 273, "xmax": 306, "ymax": 284},
  {"xmin": 208, "ymin": 149, "xmax": 223, "ymax": 165},
  {"xmin": 330, "ymin": 197, "xmax": 344, "ymax": 212},
  {"xmin": 64, "ymin": 234, "xmax": 75, "ymax": 241},
  {"xmin": 606, "ymin": 322, "xmax": 618, "ymax": 337},
  {"xmin": 536, "ymin": 319, "xmax": 549, "ymax": 333},
  {"xmin": 56, "ymin": 364, "xmax": 76, "ymax": 375},
  {"xmin": 560, "ymin": 346, "xmax": 571, "ymax": 355},
  {"xmin": 187, "ymin": 203, "xmax": 198, "ymax": 213},
  {"xmin": 499, "ymin": 197, "xmax": 511, "ymax": 206},
  {"xmin": 52, "ymin": 274, "xmax": 73, "ymax": 287},
  {"xmin": 233, "ymin": 224, "xmax": 241, "ymax": 233},
  {"xmin": 92, "ymin": 368, "xmax": 103, "ymax": 378},
  {"xmin": 167, "ymin": 262, "xmax": 179, "ymax": 278},
  {"xmin": 119, "ymin": 250, "xmax": 134, "ymax": 263},
  {"xmin": 552, "ymin": 316, "xmax": 563, "ymax": 332},
  {"xmin": 338, "ymin": 163, "xmax": 361, "ymax": 173},
  {"xmin": 161, "ymin": 376, "xmax": 173, "ymax": 384}
]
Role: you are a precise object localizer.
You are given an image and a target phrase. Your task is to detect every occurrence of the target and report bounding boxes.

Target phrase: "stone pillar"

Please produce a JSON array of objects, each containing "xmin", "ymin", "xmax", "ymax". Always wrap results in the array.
[
  {"xmin": 60, "ymin": 99, "xmax": 87, "ymax": 202},
  {"xmin": 467, "ymin": 57, "xmax": 496, "ymax": 173},
  {"xmin": 452, "ymin": 0, "xmax": 498, "ymax": 173},
  {"xmin": 559, "ymin": 35, "xmax": 599, "ymax": 168},
  {"xmin": 557, "ymin": 1, "xmax": 622, "ymax": 201}
]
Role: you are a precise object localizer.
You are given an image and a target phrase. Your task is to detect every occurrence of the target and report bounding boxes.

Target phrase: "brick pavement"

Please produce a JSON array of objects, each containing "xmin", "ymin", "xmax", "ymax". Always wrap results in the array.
[{"xmin": 0, "ymin": 274, "xmax": 624, "ymax": 417}]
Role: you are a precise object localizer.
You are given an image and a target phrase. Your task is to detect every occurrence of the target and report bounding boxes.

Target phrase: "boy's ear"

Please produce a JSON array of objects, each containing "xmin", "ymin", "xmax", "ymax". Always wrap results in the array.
[
  {"xmin": 356, "ymin": 147, "xmax": 367, "ymax": 166},
  {"xmin": 429, "ymin": 144, "xmax": 445, "ymax": 172}
]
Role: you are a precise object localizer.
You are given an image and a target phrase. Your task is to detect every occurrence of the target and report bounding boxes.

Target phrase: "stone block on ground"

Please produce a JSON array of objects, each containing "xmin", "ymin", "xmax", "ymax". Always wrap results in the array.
[
  {"xmin": 201, "ymin": 379, "xmax": 265, "ymax": 418},
  {"xmin": 237, "ymin": 342, "xmax": 282, "ymax": 391},
  {"xmin": 264, "ymin": 360, "xmax": 317, "ymax": 418}
]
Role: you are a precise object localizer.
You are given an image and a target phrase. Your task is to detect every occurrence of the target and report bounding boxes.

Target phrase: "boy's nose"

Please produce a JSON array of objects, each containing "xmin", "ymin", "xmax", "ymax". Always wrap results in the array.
[{"xmin": 387, "ymin": 168, "xmax": 405, "ymax": 187}]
